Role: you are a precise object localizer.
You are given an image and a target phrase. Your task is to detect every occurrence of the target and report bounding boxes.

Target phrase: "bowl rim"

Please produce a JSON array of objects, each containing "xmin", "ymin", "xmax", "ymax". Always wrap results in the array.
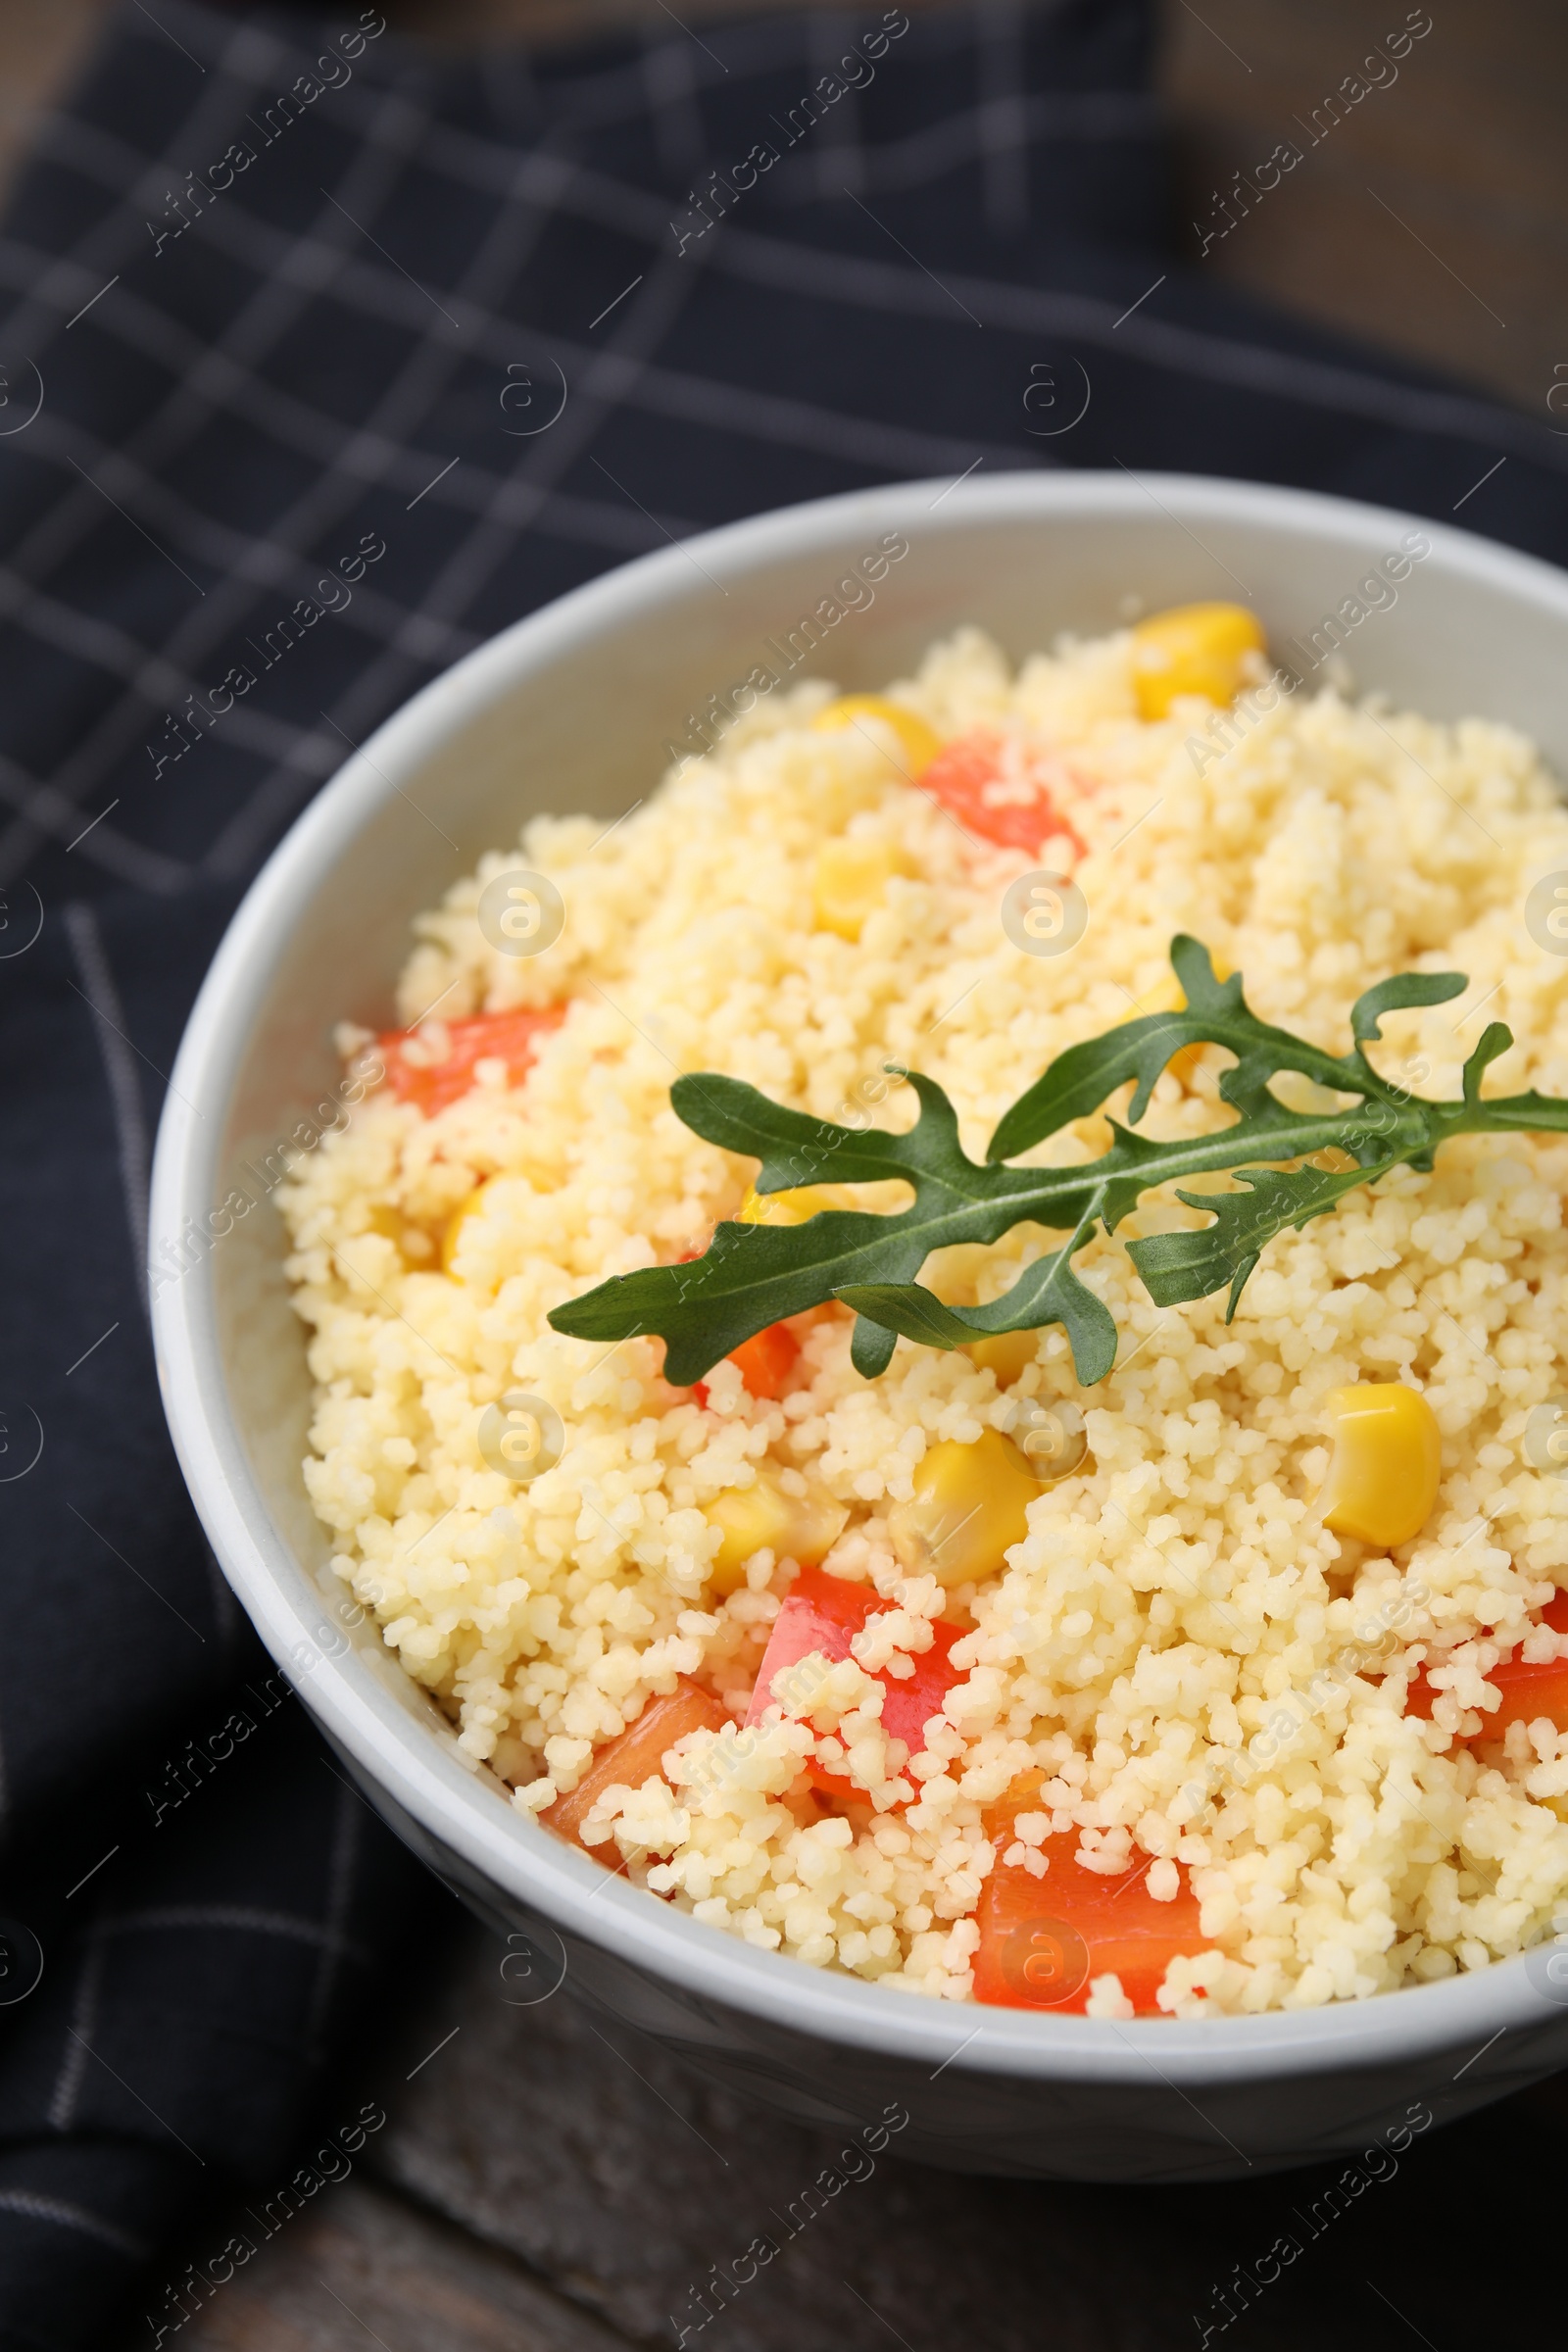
[{"xmin": 150, "ymin": 467, "xmax": 1568, "ymax": 2089}]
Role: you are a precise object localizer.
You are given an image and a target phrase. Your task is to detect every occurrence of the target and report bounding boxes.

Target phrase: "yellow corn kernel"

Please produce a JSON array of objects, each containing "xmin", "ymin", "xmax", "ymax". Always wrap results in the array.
[
  {"xmin": 704, "ymin": 1475, "xmax": 849, "ymax": 1596},
  {"xmin": 442, "ymin": 1181, "xmax": 491, "ymax": 1274},
  {"xmin": 812, "ymin": 838, "xmax": 915, "ymax": 941},
  {"xmin": 1131, "ymin": 603, "xmax": 1266, "ymax": 720},
  {"xmin": 964, "ymin": 1330, "xmax": 1039, "ymax": 1387},
  {"xmin": 886, "ymin": 1429, "xmax": 1042, "ymax": 1591},
  {"xmin": 1138, "ymin": 956, "xmax": 1234, "ymax": 1088},
  {"xmin": 919, "ymin": 1243, "xmax": 989, "ymax": 1303},
  {"xmin": 1318, "ymin": 1383, "xmax": 1442, "ymax": 1549},
  {"xmin": 811, "ymin": 695, "xmax": 942, "ymax": 778},
  {"xmin": 738, "ymin": 1183, "xmax": 859, "ymax": 1226}
]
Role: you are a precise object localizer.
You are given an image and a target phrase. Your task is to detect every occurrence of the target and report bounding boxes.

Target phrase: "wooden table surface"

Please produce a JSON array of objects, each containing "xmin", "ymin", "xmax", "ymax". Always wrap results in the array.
[
  {"xmin": 141, "ymin": 1911, "xmax": 1568, "ymax": 2351},
  {"xmin": 2, "ymin": 4, "xmax": 1564, "ymax": 2344}
]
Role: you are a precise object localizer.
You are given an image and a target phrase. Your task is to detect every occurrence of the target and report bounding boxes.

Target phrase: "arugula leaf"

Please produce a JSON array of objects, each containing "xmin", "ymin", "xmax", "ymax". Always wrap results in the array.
[
  {"xmin": 548, "ymin": 938, "xmax": 1568, "ymax": 1386},
  {"xmin": 1127, "ymin": 1157, "xmax": 1398, "ymax": 1317}
]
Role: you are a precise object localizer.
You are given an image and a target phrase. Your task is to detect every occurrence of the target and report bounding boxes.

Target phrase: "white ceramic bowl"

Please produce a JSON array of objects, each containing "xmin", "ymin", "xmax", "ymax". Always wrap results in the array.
[{"xmin": 151, "ymin": 472, "xmax": 1568, "ymax": 2181}]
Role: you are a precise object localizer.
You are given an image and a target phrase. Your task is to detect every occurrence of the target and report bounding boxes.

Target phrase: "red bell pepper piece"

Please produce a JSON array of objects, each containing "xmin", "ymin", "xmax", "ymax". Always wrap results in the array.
[
  {"xmin": 377, "ymin": 1003, "xmax": 566, "ymax": 1116},
  {"xmin": 727, "ymin": 1322, "xmax": 801, "ymax": 1398},
  {"xmin": 1405, "ymin": 1591, "xmax": 1568, "ymax": 1740},
  {"xmin": 919, "ymin": 728, "xmax": 1087, "ymax": 857},
  {"xmin": 972, "ymin": 1775, "xmax": 1208, "ymax": 2015},
  {"xmin": 694, "ymin": 1319, "xmax": 802, "ymax": 1407},
  {"xmin": 541, "ymin": 1677, "xmax": 728, "ymax": 1862},
  {"xmin": 744, "ymin": 1564, "xmax": 964, "ymax": 1799}
]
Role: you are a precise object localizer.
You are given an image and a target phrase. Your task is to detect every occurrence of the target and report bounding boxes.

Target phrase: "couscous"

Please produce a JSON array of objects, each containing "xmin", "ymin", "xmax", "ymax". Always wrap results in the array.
[{"xmin": 280, "ymin": 598, "xmax": 1568, "ymax": 2017}]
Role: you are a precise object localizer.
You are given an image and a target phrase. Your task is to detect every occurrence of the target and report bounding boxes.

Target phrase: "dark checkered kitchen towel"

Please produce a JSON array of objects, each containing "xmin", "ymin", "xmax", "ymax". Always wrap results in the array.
[{"xmin": 5, "ymin": 0, "xmax": 1568, "ymax": 2341}]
